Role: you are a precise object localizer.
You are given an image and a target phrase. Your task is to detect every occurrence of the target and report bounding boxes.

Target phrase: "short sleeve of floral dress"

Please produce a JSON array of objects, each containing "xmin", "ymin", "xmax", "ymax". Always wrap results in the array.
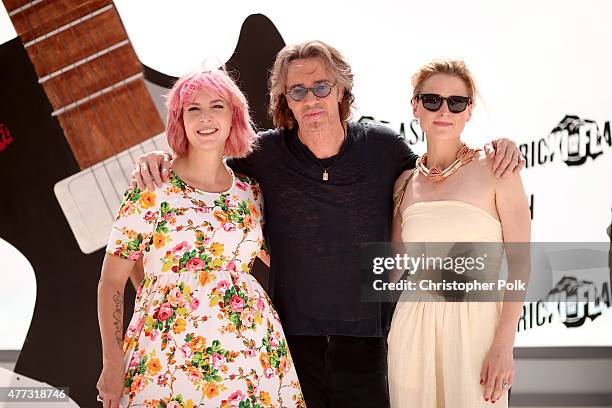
[{"xmin": 105, "ymin": 168, "xmax": 305, "ymax": 408}]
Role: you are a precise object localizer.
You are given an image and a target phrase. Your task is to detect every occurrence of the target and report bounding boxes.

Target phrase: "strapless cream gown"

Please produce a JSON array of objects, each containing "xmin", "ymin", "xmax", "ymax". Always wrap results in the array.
[{"xmin": 387, "ymin": 200, "xmax": 508, "ymax": 408}]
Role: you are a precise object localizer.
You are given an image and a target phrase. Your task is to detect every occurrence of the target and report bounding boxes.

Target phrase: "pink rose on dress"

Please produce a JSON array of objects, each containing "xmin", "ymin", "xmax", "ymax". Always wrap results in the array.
[
  {"xmin": 216, "ymin": 280, "xmax": 230, "ymax": 293},
  {"xmin": 211, "ymin": 352, "xmax": 226, "ymax": 368},
  {"xmin": 225, "ymin": 260, "xmax": 236, "ymax": 272},
  {"xmin": 265, "ymin": 367, "xmax": 274, "ymax": 379},
  {"xmin": 181, "ymin": 343, "xmax": 192, "ymax": 358},
  {"xmin": 189, "ymin": 298, "xmax": 200, "ymax": 311},
  {"xmin": 126, "ymin": 326, "xmax": 136, "ymax": 339},
  {"xmin": 229, "ymin": 295, "xmax": 245, "ymax": 312},
  {"xmin": 157, "ymin": 373, "xmax": 169, "ymax": 386},
  {"xmin": 144, "ymin": 210, "xmax": 156, "ymax": 222},
  {"xmin": 172, "ymin": 241, "xmax": 191, "ymax": 256},
  {"xmin": 126, "ymin": 317, "xmax": 144, "ymax": 338},
  {"xmin": 127, "ymin": 251, "xmax": 140, "ymax": 261},
  {"xmin": 225, "ymin": 197, "xmax": 238, "ymax": 208},
  {"xmin": 150, "ymin": 330, "xmax": 159, "ymax": 341},
  {"xmin": 223, "ymin": 222, "xmax": 236, "ymax": 232},
  {"xmin": 228, "ymin": 390, "xmax": 245, "ymax": 406},
  {"xmin": 167, "ymin": 402, "xmax": 181, "ymax": 408},
  {"xmin": 186, "ymin": 257, "xmax": 205, "ymax": 272},
  {"xmin": 156, "ymin": 303, "xmax": 173, "ymax": 321},
  {"xmin": 269, "ymin": 336, "xmax": 278, "ymax": 348},
  {"xmin": 245, "ymin": 348, "xmax": 256, "ymax": 358},
  {"xmin": 236, "ymin": 180, "xmax": 248, "ymax": 191},
  {"xmin": 128, "ymin": 353, "xmax": 140, "ymax": 368},
  {"xmin": 256, "ymin": 298, "xmax": 266, "ymax": 311}
]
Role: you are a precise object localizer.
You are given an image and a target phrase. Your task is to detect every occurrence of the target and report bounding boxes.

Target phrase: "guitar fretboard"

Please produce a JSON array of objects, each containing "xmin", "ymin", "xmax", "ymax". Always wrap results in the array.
[{"xmin": 3, "ymin": 0, "xmax": 165, "ymax": 168}]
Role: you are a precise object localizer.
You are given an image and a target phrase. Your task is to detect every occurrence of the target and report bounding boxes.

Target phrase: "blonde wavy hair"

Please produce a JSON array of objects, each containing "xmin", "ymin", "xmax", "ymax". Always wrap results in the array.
[{"xmin": 411, "ymin": 59, "xmax": 479, "ymax": 102}]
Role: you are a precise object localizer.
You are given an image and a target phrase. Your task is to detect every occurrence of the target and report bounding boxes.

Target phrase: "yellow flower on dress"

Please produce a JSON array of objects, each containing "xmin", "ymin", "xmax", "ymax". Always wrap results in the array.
[
  {"xmin": 259, "ymin": 352, "xmax": 270, "ymax": 369},
  {"xmin": 248, "ymin": 202, "xmax": 260, "ymax": 218},
  {"xmin": 139, "ymin": 191, "xmax": 156, "ymax": 209},
  {"xmin": 172, "ymin": 318, "xmax": 186, "ymax": 334},
  {"xmin": 203, "ymin": 382, "xmax": 220, "ymax": 399},
  {"xmin": 259, "ymin": 391, "xmax": 271, "ymax": 405},
  {"xmin": 153, "ymin": 233, "xmax": 166, "ymax": 249},
  {"xmin": 212, "ymin": 258, "xmax": 223, "ymax": 268},
  {"xmin": 189, "ymin": 335, "xmax": 206, "ymax": 352},
  {"xmin": 144, "ymin": 400, "xmax": 159, "ymax": 408},
  {"xmin": 210, "ymin": 242, "xmax": 224, "ymax": 256},
  {"xmin": 199, "ymin": 271, "xmax": 213, "ymax": 286},
  {"xmin": 213, "ymin": 210, "xmax": 228, "ymax": 223},
  {"xmin": 147, "ymin": 357, "xmax": 162, "ymax": 375}
]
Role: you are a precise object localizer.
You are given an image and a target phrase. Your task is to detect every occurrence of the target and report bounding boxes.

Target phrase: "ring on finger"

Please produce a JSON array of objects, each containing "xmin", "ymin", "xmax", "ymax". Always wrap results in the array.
[
  {"xmin": 96, "ymin": 394, "xmax": 103, "ymax": 402},
  {"xmin": 502, "ymin": 380, "xmax": 510, "ymax": 389}
]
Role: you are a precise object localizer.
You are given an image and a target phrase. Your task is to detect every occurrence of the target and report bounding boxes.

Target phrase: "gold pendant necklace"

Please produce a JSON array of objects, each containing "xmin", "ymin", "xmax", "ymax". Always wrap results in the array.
[
  {"xmin": 298, "ymin": 125, "xmax": 348, "ymax": 182},
  {"xmin": 416, "ymin": 144, "xmax": 479, "ymax": 182}
]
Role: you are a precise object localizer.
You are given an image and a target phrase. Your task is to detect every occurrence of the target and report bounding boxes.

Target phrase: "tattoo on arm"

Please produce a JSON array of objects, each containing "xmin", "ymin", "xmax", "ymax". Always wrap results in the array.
[{"xmin": 112, "ymin": 291, "xmax": 123, "ymax": 347}]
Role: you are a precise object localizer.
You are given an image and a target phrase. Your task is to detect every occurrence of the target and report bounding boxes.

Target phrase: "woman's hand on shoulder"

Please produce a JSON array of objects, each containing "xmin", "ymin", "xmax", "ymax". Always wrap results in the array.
[{"xmin": 483, "ymin": 138, "xmax": 525, "ymax": 178}]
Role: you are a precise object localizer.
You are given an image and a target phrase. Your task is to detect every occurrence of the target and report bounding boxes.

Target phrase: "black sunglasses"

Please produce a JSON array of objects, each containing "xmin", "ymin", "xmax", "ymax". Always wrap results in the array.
[
  {"xmin": 416, "ymin": 93, "xmax": 472, "ymax": 113},
  {"xmin": 286, "ymin": 82, "xmax": 335, "ymax": 101}
]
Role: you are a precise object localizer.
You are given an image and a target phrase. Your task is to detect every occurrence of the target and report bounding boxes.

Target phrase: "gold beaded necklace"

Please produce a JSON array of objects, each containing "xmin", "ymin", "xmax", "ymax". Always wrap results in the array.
[{"xmin": 415, "ymin": 144, "xmax": 480, "ymax": 182}]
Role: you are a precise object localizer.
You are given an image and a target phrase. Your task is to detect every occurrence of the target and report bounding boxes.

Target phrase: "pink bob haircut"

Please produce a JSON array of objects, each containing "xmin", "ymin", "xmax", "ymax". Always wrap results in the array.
[{"xmin": 165, "ymin": 69, "xmax": 257, "ymax": 158}]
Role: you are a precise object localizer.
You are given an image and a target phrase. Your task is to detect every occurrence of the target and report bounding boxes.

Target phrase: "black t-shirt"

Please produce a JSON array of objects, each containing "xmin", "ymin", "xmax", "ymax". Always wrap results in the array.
[{"xmin": 227, "ymin": 122, "xmax": 418, "ymax": 336}]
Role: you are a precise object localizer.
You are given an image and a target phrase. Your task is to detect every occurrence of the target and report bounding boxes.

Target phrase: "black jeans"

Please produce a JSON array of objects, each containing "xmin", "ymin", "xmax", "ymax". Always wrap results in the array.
[{"xmin": 286, "ymin": 335, "xmax": 390, "ymax": 408}]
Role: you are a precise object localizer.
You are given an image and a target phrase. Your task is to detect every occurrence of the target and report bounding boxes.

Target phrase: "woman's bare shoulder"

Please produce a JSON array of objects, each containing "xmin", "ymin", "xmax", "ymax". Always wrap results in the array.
[{"xmin": 471, "ymin": 149, "xmax": 496, "ymax": 177}]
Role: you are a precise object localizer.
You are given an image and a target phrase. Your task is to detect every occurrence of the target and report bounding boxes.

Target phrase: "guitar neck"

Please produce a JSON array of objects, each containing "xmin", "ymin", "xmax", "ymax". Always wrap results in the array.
[{"xmin": 3, "ymin": 0, "xmax": 164, "ymax": 169}]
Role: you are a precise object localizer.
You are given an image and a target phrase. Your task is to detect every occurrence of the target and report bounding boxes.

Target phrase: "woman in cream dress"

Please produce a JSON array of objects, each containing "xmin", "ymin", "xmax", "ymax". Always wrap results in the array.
[{"xmin": 387, "ymin": 60, "xmax": 530, "ymax": 407}]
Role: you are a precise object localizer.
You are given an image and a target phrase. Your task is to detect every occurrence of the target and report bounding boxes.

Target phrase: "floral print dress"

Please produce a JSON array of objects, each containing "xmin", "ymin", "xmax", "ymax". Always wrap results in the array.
[{"xmin": 106, "ymin": 168, "xmax": 305, "ymax": 408}]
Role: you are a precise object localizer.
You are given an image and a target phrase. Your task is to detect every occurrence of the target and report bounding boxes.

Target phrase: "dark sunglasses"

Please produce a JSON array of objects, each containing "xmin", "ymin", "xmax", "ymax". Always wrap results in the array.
[
  {"xmin": 286, "ymin": 82, "xmax": 335, "ymax": 101},
  {"xmin": 416, "ymin": 93, "xmax": 472, "ymax": 113}
]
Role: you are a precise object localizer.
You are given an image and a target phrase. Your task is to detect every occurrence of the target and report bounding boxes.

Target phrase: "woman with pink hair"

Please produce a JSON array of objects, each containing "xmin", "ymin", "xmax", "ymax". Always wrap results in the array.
[{"xmin": 96, "ymin": 69, "xmax": 304, "ymax": 408}]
